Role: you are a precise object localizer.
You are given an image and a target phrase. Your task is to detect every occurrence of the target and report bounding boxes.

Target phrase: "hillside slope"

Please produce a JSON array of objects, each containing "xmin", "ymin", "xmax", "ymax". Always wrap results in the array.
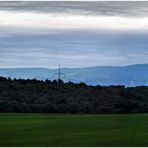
[{"xmin": 0, "ymin": 64, "xmax": 148, "ymax": 86}]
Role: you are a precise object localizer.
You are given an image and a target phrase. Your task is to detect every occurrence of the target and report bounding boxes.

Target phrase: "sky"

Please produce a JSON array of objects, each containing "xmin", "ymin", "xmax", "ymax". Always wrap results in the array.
[{"xmin": 1, "ymin": 1, "xmax": 148, "ymax": 68}]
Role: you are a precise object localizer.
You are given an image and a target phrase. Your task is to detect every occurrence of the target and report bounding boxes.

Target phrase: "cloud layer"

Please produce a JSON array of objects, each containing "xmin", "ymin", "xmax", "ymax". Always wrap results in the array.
[
  {"xmin": 1, "ymin": 29, "xmax": 148, "ymax": 68},
  {"xmin": 1, "ymin": 1, "xmax": 148, "ymax": 17},
  {"xmin": 0, "ymin": 1, "xmax": 148, "ymax": 68}
]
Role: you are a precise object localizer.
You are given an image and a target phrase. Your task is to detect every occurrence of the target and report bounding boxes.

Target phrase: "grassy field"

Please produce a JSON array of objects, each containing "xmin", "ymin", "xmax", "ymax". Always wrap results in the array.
[{"xmin": 0, "ymin": 113, "xmax": 148, "ymax": 146}]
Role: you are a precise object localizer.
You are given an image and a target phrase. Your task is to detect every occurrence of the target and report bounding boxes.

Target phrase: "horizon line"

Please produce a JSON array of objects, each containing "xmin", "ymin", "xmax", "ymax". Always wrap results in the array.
[{"xmin": 0, "ymin": 63, "xmax": 148, "ymax": 70}]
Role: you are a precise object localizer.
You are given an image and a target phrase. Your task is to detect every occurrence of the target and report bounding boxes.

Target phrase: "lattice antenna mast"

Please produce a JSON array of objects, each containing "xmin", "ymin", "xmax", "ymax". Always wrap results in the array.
[
  {"xmin": 54, "ymin": 64, "xmax": 65, "ymax": 81},
  {"xmin": 58, "ymin": 64, "xmax": 61, "ymax": 80}
]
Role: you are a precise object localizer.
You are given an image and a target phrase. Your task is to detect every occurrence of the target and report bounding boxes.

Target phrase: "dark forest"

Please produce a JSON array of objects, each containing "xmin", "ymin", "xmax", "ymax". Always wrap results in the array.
[{"xmin": 0, "ymin": 77, "xmax": 148, "ymax": 113}]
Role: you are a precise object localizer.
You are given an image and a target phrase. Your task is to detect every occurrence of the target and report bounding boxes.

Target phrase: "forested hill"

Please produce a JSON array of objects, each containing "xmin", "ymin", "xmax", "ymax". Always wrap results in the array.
[
  {"xmin": 0, "ymin": 77, "xmax": 148, "ymax": 114},
  {"xmin": 1, "ymin": 64, "xmax": 148, "ymax": 86}
]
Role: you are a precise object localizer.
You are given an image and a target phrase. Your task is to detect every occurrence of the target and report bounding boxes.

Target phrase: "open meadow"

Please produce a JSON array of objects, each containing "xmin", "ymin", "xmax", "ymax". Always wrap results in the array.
[{"xmin": 0, "ymin": 113, "xmax": 148, "ymax": 146}]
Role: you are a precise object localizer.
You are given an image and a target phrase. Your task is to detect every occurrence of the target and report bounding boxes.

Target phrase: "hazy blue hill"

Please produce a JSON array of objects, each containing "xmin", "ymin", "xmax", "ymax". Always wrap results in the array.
[
  {"xmin": 0, "ymin": 64, "xmax": 148, "ymax": 86},
  {"xmin": 0, "ymin": 68, "xmax": 55, "ymax": 80}
]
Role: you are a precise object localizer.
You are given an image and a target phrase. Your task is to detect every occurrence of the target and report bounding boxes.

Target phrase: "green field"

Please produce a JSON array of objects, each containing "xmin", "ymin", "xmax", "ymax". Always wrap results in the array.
[{"xmin": 0, "ymin": 113, "xmax": 148, "ymax": 147}]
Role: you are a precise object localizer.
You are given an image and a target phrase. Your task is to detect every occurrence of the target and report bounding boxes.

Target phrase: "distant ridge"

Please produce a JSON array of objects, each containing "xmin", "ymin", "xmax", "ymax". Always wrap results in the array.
[{"xmin": 0, "ymin": 64, "xmax": 148, "ymax": 86}]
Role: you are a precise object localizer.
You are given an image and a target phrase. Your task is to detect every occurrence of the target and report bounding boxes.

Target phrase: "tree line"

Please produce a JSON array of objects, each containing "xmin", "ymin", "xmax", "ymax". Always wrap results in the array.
[{"xmin": 0, "ymin": 76, "xmax": 148, "ymax": 113}]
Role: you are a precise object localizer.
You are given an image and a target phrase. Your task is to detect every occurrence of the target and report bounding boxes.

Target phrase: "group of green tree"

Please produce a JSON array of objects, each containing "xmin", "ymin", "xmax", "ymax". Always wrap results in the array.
[{"xmin": 0, "ymin": 76, "xmax": 148, "ymax": 113}]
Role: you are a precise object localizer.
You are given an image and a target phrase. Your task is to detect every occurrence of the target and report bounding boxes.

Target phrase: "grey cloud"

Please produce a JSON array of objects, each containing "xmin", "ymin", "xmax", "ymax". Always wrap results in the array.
[
  {"xmin": 0, "ymin": 29, "xmax": 148, "ymax": 68},
  {"xmin": 1, "ymin": 1, "xmax": 148, "ymax": 17}
]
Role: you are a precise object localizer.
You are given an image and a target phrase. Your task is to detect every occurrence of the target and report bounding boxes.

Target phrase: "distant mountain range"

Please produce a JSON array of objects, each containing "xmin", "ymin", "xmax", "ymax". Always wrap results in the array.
[{"xmin": 0, "ymin": 64, "xmax": 148, "ymax": 86}]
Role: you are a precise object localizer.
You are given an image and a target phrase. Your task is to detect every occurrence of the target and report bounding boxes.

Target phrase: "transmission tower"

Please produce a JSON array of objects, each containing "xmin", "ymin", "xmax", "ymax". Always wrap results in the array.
[{"xmin": 54, "ymin": 64, "xmax": 65, "ymax": 81}]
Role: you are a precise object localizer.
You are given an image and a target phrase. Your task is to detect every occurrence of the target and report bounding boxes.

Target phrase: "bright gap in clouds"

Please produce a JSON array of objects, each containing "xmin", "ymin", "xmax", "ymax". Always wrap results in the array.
[{"xmin": 1, "ymin": 10, "xmax": 148, "ymax": 30}]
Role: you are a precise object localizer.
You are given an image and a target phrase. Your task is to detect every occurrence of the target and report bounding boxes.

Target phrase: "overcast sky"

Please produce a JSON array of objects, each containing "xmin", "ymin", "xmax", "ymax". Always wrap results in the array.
[{"xmin": 1, "ymin": 1, "xmax": 148, "ymax": 68}]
